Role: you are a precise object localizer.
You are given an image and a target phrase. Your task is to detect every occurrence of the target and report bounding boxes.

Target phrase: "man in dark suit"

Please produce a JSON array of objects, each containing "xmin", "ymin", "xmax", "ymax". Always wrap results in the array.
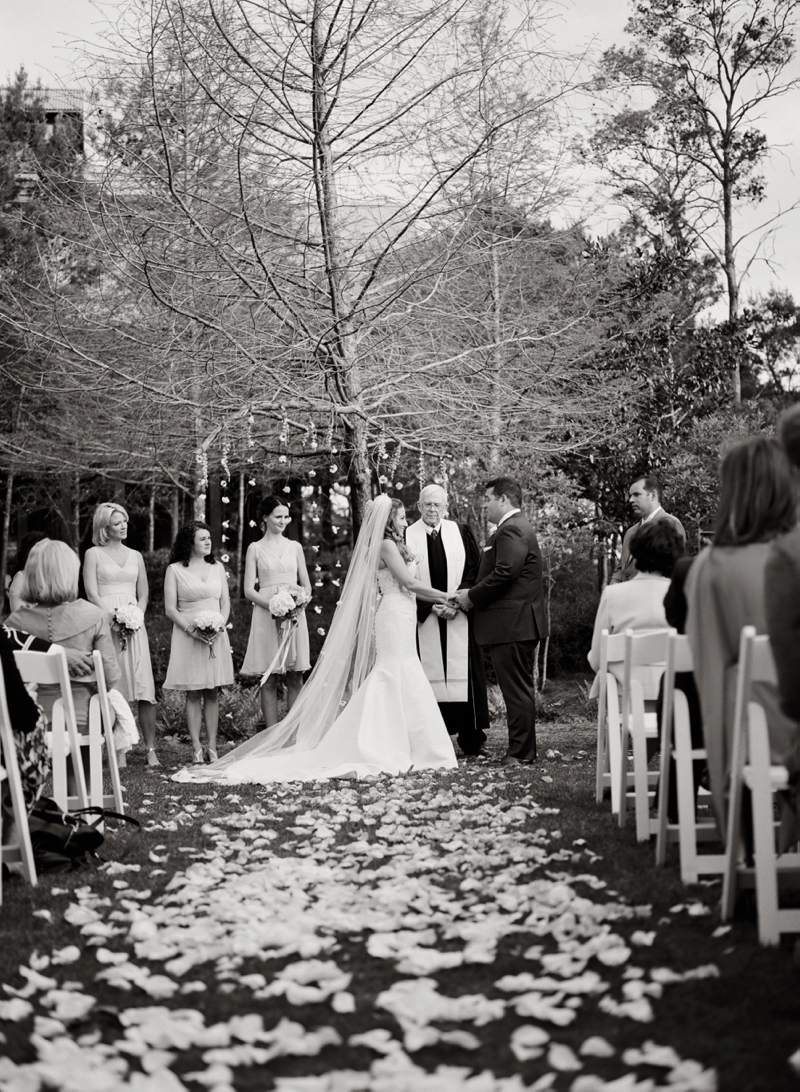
[
  {"xmin": 610, "ymin": 476, "xmax": 685, "ymax": 584},
  {"xmin": 452, "ymin": 477, "xmax": 547, "ymax": 766}
]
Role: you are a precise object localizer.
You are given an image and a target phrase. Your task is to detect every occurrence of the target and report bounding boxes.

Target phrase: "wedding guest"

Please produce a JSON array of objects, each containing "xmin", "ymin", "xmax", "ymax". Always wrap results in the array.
[
  {"xmin": 83, "ymin": 502, "xmax": 160, "ymax": 768},
  {"xmin": 588, "ymin": 520, "xmax": 684, "ymax": 696},
  {"xmin": 611, "ymin": 476, "xmax": 685, "ymax": 584},
  {"xmin": 6, "ymin": 531, "xmax": 47, "ymax": 614},
  {"xmin": 240, "ymin": 497, "xmax": 311, "ymax": 728},
  {"xmin": 163, "ymin": 521, "xmax": 234, "ymax": 764},
  {"xmin": 406, "ymin": 484, "xmax": 489, "ymax": 756},
  {"xmin": 685, "ymin": 436, "xmax": 800, "ymax": 837},
  {"xmin": 6, "ymin": 539, "xmax": 121, "ymax": 729},
  {"xmin": 0, "ymin": 625, "xmax": 48, "ymax": 813},
  {"xmin": 766, "ymin": 405, "xmax": 800, "ymax": 722}
]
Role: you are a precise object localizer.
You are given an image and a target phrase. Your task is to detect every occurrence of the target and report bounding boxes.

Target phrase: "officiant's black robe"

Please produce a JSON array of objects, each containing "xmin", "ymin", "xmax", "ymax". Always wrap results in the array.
[{"xmin": 416, "ymin": 523, "xmax": 489, "ymax": 755}]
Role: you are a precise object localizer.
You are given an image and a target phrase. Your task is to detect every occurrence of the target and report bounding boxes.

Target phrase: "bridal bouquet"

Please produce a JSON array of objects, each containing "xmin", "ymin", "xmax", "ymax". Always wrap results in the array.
[
  {"xmin": 192, "ymin": 610, "xmax": 226, "ymax": 659},
  {"xmin": 112, "ymin": 604, "xmax": 144, "ymax": 652},
  {"xmin": 268, "ymin": 584, "xmax": 312, "ymax": 624}
]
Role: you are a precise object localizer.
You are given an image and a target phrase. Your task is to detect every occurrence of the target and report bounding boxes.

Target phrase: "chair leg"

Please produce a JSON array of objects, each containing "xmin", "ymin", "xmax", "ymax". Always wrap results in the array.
[
  {"xmin": 607, "ymin": 683, "xmax": 623, "ymax": 816},
  {"xmin": 631, "ymin": 714, "xmax": 651, "ymax": 842},
  {"xmin": 748, "ymin": 709, "xmax": 780, "ymax": 945},
  {"xmin": 595, "ymin": 704, "xmax": 608, "ymax": 805},
  {"xmin": 674, "ymin": 705, "xmax": 699, "ymax": 885}
]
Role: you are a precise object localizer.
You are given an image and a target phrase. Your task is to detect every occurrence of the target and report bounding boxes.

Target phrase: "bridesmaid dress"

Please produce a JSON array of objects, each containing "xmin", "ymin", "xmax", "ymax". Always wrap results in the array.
[
  {"xmin": 163, "ymin": 563, "xmax": 235, "ymax": 691},
  {"xmin": 87, "ymin": 546, "xmax": 156, "ymax": 704},
  {"xmin": 240, "ymin": 539, "xmax": 311, "ymax": 676}
]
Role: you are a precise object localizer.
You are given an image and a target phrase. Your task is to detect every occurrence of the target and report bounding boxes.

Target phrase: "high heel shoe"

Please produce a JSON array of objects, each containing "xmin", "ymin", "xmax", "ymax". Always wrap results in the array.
[
  {"xmin": 192, "ymin": 749, "xmax": 205, "ymax": 764},
  {"xmin": 146, "ymin": 748, "xmax": 162, "ymax": 768},
  {"xmin": 205, "ymin": 748, "xmax": 218, "ymax": 763}
]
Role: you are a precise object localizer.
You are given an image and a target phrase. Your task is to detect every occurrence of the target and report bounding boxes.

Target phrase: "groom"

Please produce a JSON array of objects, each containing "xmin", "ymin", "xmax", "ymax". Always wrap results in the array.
[{"xmin": 452, "ymin": 477, "xmax": 547, "ymax": 765}]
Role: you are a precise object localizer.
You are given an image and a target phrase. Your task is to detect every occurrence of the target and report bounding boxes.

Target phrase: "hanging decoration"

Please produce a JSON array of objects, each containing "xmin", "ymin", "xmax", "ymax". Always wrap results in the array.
[
  {"xmin": 196, "ymin": 447, "xmax": 209, "ymax": 506},
  {"xmin": 418, "ymin": 450, "xmax": 427, "ymax": 489},
  {"xmin": 246, "ymin": 412, "xmax": 255, "ymax": 466}
]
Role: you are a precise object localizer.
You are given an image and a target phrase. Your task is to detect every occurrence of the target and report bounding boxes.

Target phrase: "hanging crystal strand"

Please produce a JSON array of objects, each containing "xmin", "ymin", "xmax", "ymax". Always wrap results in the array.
[
  {"xmin": 307, "ymin": 419, "xmax": 318, "ymax": 451},
  {"xmin": 387, "ymin": 441, "xmax": 400, "ymax": 486},
  {"xmin": 279, "ymin": 407, "xmax": 289, "ymax": 466},
  {"xmin": 246, "ymin": 412, "xmax": 255, "ymax": 468},
  {"xmin": 418, "ymin": 450, "xmax": 426, "ymax": 489},
  {"xmin": 437, "ymin": 455, "xmax": 447, "ymax": 486}
]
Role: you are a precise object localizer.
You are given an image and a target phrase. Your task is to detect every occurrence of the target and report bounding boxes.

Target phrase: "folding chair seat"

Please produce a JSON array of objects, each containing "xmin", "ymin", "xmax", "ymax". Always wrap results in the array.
[
  {"xmin": 655, "ymin": 632, "xmax": 723, "ymax": 883},
  {"xmin": 13, "ymin": 646, "xmax": 89, "ymax": 811},
  {"xmin": 0, "ymin": 659, "xmax": 37, "ymax": 903},
  {"xmin": 617, "ymin": 628, "xmax": 671, "ymax": 841},
  {"xmin": 720, "ymin": 628, "xmax": 800, "ymax": 944}
]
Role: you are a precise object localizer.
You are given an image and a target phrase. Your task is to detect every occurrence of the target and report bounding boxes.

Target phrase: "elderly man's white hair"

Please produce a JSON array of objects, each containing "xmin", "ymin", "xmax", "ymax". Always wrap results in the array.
[{"xmin": 419, "ymin": 483, "xmax": 448, "ymax": 504}]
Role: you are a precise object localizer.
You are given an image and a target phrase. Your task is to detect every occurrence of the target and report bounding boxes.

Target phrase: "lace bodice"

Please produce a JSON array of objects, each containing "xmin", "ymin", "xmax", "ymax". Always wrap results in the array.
[{"xmin": 377, "ymin": 563, "xmax": 415, "ymax": 600}]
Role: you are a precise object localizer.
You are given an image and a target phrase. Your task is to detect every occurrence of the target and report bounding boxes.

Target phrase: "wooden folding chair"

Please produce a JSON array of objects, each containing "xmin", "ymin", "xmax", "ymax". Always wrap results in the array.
[
  {"xmin": 721, "ymin": 627, "xmax": 800, "ymax": 944},
  {"xmin": 0, "ymin": 659, "xmax": 38, "ymax": 902},
  {"xmin": 86, "ymin": 650, "xmax": 125, "ymax": 820},
  {"xmin": 13, "ymin": 646, "xmax": 89, "ymax": 812},
  {"xmin": 655, "ymin": 632, "xmax": 723, "ymax": 883},
  {"xmin": 618, "ymin": 629, "xmax": 671, "ymax": 841}
]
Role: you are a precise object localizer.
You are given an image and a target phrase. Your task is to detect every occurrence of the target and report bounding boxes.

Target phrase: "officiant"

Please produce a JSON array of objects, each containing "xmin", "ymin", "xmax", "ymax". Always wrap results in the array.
[{"xmin": 407, "ymin": 484, "xmax": 490, "ymax": 756}]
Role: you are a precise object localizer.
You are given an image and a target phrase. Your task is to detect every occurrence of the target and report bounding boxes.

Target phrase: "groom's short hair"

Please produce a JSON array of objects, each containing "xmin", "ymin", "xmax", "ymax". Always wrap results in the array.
[{"xmin": 485, "ymin": 477, "xmax": 522, "ymax": 507}]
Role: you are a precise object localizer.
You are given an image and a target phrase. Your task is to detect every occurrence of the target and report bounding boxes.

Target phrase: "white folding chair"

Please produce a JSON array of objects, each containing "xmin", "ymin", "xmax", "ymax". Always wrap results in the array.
[
  {"xmin": 655, "ymin": 633, "xmax": 723, "ymax": 883},
  {"xmin": 618, "ymin": 629, "xmax": 671, "ymax": 841},
  {"xmin": 0, "ymin": 659, "xmax": 38, "ymax": 902},
  {"xmin": 14, "ymin": 646, "xmax": 89, "ymax": 811},
  {"xmin": 87, "ymin": 650, "xmax": 125, "ymax": 819},
  {"xmin": 721, "ymin": 627, "xmax": 800, "ymax": 944},
  {"xmin": 595, "ymin": 630, "xmax": 627, "ymax": 812}
]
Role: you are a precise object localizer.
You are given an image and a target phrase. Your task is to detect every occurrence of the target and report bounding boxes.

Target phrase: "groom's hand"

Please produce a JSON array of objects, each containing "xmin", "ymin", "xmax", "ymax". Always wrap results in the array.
[
  {"xmin": 433, "ymin": 604, "xmax": 458, "ymax": 620},
  {"xmin": 452, "ymin": 589, "xmax": 473, "ymax": 611}
]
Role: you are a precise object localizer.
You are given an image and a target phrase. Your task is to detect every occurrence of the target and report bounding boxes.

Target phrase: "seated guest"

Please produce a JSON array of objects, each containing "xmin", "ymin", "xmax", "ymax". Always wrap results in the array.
[
  {"xmin": 685, "ymin": 437, "xmax": 799, "ymax": 841},
  {"xmin": 6, "ymin": 539, "xmax": 121, "ymax": 729},
  {"xmin": 588, "ymin": 520, "xmax": 685, "ymax": 697},
  {"xmin": 5, "ymin": 531, "xmax": 47, "ymax": 615}
]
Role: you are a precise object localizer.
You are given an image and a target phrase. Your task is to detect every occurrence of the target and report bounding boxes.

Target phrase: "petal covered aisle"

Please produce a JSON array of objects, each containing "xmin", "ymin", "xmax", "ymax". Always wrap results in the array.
[{"xmin": 0, "ymin": 760, "xmax": 791, "ymax": 1092}]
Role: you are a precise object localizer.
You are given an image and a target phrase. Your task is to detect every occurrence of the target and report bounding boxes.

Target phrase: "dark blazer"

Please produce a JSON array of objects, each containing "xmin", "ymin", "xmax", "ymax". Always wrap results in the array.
[
  {"xmin": 468, "ymin": 512, "xmax": 547, "ymax": 646},
  {"xmin": 610, "ymin": 509, "xmax": 686, "ymax": 584}
]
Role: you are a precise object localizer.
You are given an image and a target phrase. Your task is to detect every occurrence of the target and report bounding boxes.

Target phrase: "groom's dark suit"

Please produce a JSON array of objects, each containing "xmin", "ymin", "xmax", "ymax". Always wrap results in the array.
[{"xmin": 468, "ymin": 511, "xmax": 547, "ymax": 762}]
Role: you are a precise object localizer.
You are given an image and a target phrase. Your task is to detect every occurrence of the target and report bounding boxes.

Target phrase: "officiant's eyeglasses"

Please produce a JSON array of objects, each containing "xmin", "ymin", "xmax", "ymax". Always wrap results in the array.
[{"xmin": 419, "ymin": 501, "xmax": 446, "ymax": 510}]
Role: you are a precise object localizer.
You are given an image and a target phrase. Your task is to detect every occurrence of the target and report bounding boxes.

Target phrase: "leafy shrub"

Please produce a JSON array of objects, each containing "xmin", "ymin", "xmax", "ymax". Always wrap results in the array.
[{"xmin": 545, "ymin": 551, "xmax": 599, "ymax": 676}]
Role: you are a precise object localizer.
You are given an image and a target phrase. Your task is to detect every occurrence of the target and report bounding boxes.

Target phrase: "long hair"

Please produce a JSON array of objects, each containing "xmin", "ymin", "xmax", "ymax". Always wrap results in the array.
[
  {"xmin": 24, "ymin": 539, "xmax": 80, "ymax": 606},
  {"xmin": 169, "ymin": 521, "xmax": 216, "ymax": 567},
  {"xmin": 92, "ymin": 502, "xmax": 129, "ymax": 546},
  {"xmin": 713, "ymin": 436, "xmax": 796, "ymax": 547},
  {"xmin": 384, "ymin": 498, "xmax": 413, "ymax": 562}
]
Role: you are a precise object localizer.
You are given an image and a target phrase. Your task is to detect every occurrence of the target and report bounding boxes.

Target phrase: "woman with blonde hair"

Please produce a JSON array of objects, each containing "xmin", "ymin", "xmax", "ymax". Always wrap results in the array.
[
  {"xmin": 7, "ymin": 539, "xmax": 121, "ymax": 730},
  {"xmin": 83, "ymin": 502, "xmax": 160, "ymax": 767}
]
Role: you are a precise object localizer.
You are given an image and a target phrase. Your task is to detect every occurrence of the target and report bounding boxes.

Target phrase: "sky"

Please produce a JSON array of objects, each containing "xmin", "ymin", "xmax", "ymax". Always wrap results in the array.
[{"xmin": 1, "ymin": 0, "xmax": 798, "ymax": 308}]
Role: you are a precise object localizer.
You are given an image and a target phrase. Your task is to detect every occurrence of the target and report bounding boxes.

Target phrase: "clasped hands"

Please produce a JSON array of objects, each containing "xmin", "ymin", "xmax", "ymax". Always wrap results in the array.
[{"xmin": 432, "ymin": 589, "xmax": 473, "ymax": 619}]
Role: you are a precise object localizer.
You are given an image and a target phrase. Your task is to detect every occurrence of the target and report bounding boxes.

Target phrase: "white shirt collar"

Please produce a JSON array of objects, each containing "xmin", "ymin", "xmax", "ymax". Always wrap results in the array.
[
  {"xmin": 641, "ymin": 505, "xmax": 663, "ymax": 525},
  {"xmin": 424, "ymin": 521, "xmax": 443, "ymax": 535},
  {"xmin": 497, "ymin": 508, "xmax": 521, "ymax": 528}
]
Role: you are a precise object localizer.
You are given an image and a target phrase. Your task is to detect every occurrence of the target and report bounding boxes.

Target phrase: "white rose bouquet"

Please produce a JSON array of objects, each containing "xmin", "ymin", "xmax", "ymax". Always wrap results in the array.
[
  {"xmin": 112, "ymin": 604, "xmax": 144, "ymax": 652},
  {"xmin": 268, "ymin": 584, "xmax": 312, "ymax": 624},
  {"xmin": 191, "ymin": 610, "xmax": 226, "ymax": 659}
]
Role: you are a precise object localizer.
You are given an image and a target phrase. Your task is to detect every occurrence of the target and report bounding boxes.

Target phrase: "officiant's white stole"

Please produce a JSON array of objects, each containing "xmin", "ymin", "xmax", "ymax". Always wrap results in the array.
[{"xmin": 406, "ymin": 518, "xmax": 469, "ymax": 702}]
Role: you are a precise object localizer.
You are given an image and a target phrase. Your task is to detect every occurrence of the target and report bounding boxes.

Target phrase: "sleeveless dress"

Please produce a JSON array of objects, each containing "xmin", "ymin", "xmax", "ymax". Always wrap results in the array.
[
  {"xmin": 163, "ymin": 564, "xmax": 235, "ymax": 691},
  {"xmin": 240, "ymin": 539, "xmax": 311, "ymax": 675},
  {"xmin": 196, "ymin": 562, "xmax": 457, "ymax": 782},
  {"xmin": 86, "ymin": 547, "xmax": 156, "ymax": 704}
]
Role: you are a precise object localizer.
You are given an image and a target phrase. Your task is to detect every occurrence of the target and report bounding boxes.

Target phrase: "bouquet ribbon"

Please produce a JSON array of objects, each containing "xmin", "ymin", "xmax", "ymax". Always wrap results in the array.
[{"xmin": 258, "ymin": 618, "xmax": 298, "ymax": 689}]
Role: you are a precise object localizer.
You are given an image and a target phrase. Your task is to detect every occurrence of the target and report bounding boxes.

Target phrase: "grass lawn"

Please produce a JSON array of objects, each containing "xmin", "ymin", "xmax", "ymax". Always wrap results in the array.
[{"xmin": 1, "ymin": 675, "xmax": 799, "ymax": 1091}]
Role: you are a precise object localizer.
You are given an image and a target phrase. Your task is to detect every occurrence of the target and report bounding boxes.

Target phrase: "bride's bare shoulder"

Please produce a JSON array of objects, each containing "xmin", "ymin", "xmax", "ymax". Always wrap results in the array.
[{"xmin": 379, "ymin": 538, "xmax": 399, "ymax": 569}]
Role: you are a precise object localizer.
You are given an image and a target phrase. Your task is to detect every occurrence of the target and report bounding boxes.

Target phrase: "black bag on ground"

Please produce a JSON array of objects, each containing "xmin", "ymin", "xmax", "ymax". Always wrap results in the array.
[{"xmin": 27, "ymin": 798, "xmax": 138, "ymax": 871}]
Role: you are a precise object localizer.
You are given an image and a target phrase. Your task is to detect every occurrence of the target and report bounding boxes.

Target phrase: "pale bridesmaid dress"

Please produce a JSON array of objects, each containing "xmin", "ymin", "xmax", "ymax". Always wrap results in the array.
[
  {"xmin": 85, "ymin": 546, "xmax": 156, "ymax": 704},
  {"xmin": 163, "ymin": 563, "xmax": 235, "ymax": 690},
  {"xmin": 240, "ymin": 539, "xmax": 311, "ymax": 676}
]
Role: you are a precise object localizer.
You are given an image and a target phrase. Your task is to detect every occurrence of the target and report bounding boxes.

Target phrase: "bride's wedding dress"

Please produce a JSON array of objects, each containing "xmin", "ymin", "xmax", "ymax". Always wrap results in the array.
[{"xmin": 174, "ymin": 498, "xmax": 457, "ymax": 785}]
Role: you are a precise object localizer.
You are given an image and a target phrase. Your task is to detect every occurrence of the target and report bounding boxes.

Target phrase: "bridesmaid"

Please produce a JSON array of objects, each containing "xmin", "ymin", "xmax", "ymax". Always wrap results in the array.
[
  {"xmin": 241, "ymin": 496, "xmax": 312, "ymax": 727},
  {"xmin": 163, "ymin": 521, "xmax": 234, "ymax": 763},
  {"xmin": 83, "ymin": 503, "xmax": 160, "ymax": 768}
]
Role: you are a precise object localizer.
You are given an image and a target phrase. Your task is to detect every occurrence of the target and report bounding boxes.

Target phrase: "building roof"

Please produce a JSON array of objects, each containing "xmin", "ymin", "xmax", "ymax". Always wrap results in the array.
[{"xmin": 40, "ymin": 89, "xmax": 83, "ymax": 113}]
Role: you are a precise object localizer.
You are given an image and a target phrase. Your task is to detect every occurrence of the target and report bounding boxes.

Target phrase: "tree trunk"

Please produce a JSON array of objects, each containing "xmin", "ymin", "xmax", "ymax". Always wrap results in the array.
[
  {"xmin": 208, "ymin": 477, "xmax": 222, "ymax": 550},
  {"xmin": 72, "ymin": 472, "xmax": 81, "ymax": 552},
  {"xmin": 147, "ymin": 486, "xmax": 156, "ymax": 553},
  {"xmin": 236, "ymin": 469, "xmax": 245, "ymax": 597},
  {"xmin": 723, "ymin": 160, "xmax": 741, "ymax": 405},
  {"xmin": 0, "ymin": 468, "xmax": 14, "ymax": 598},
  {"xmin": 171, "ymin": 487, "xmax": 180, "ymax": 541},
  {"xmin": 488, "ymin": 239, "xmax": 503, "ymax": 469}
]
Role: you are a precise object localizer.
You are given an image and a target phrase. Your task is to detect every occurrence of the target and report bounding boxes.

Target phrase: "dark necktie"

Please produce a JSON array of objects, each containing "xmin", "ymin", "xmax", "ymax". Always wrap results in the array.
[{"xmin": 430, "ymin": 528, "xmax": 439, "ymax": 541}]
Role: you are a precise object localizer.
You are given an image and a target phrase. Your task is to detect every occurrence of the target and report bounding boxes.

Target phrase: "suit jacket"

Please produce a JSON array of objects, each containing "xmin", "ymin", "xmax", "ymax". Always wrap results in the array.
[
  {"xmin": 610, "ymin": 509, "xmax": 685, "ymax": 584},
  {"xmin": 468, "ymin": 512, "xmax": 547, "ymax": 646}
]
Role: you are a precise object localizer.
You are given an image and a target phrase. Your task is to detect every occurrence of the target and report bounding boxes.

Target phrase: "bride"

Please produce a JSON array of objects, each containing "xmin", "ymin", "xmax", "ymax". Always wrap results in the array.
[{"xmin": 174, "ymin": 494, "xmax": 458, "ymax": 783}]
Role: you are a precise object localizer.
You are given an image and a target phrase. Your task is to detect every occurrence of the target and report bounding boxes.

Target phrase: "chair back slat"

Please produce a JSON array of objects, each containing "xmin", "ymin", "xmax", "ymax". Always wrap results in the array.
[
  {"xmin": 604, "ymin": 631, "xmax": 627, "ymax": 664},
  {"xmin": 624, "ymin": 628, "xmax": 672, "ymax": 667},
  {"xmin": 13, "ymin": 647, "xmax": 65, "ymax": 685},
  {"xmin": 749, "ymin": 635, "xmax": 777, "ymax": 685},
  {"xmin": 672, "ymin": 635, "xmax": 693, "ymax": 673}
]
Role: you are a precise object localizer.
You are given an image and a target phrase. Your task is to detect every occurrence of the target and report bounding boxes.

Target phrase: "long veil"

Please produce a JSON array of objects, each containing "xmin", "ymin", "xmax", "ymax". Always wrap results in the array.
[{"xmin": 205, "ymin": 493, "xmax": 392, "ymax": 771}]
